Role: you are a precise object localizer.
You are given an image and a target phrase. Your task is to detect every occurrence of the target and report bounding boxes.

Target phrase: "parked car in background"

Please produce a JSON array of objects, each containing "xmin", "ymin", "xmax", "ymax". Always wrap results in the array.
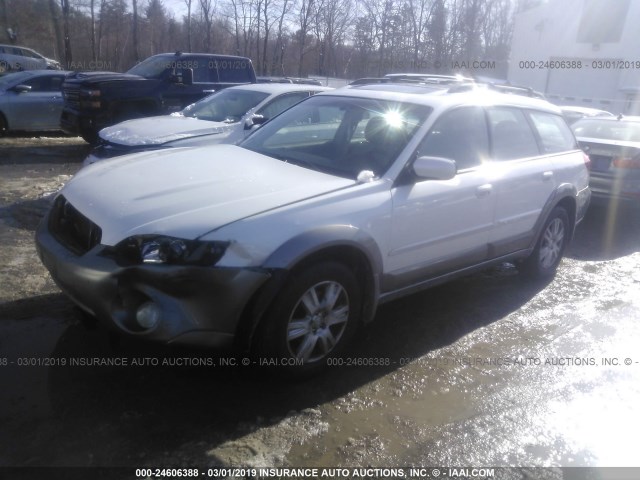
[
  {"xmin": 0, "ymin": 70, "xmax": 70, "ymax": 133},
  {"xmin": 0, "ymin": 44, "xmax": 61, "ymax": 73},
  {"xmin": 560, "ymin": 105, "xmax": 614, "ymax": 125},
  {"xmin": 572, "ymin": 115, "xmax": 640, "ymax": 204},
  {"xmin": 61, "ymin": 52, "xmax": 256, "ymax": 144},
  {"xmin": 83, "ymin": 83, "xmax": 332, "ymax": 166},
  {"xmin": 37, "ymin": 85, "xmax": 590, "ymax": 375},
  {"xmin": 257, "ymin": 76, "xmax": 323, "ymax": 86},
  {"xmin": 350, "ymin": 73, "xmax": 473, "ymax": 86}
]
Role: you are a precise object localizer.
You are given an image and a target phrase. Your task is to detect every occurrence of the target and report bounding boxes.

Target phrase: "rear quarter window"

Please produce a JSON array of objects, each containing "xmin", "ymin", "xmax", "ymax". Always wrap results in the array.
[{"xmin": 528, "ymin": 111, "xmax": 577, "ymax": 153}]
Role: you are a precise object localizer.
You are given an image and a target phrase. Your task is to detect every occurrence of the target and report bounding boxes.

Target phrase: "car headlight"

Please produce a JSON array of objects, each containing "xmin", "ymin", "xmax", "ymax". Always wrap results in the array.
[{"xmin": 113, "ymin": 235, "xmax": 229, "ymax": 266}]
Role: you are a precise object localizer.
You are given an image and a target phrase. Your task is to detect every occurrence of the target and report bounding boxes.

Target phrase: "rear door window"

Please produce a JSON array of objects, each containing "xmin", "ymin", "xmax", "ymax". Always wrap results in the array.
[{"xmin": 488, "ymin": 107, "xmax": 540, "ymax": 160}]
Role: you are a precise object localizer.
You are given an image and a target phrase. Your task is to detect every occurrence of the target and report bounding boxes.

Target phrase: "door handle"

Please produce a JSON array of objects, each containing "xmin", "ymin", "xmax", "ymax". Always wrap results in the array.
[
  {"xmin": 542, "ymin": 171, "xmax": 554, "ymax": 181},
  {"xmin": 476, "ymin": 184, "xmax": 492, "ymax": 197}
]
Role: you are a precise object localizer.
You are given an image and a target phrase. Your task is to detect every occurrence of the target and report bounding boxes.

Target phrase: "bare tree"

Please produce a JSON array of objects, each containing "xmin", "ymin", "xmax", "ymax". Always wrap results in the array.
[
  {"xmin": 225, "ymin": 0, "xmax": 258, "ymax": 57},
  {"xmin": 0, "ymin": 0, "xmax": 7, "ymax": 43},
  {"xmin": 296, "ymin": 0, "xmax": 315, "ymax": 76},
  {"xmin": 200, "ymin": 0, "xmax": 216, "ymax": 51},
  {"xmin": 132, "ymin": 0, "xmax": 139, "ymax": 61},
  {"xmin": 48, "ymin": 0, "xmax": 64, "ymax": 60},
  {"xmin": 184, "ymin": 0, "xmax": 192, "ymax": 51},
  {"xmin": 147, "ymin": 0, "xmax": 169, "ymax": 55},
  {"xmin": 270, "ymin": 0, "xmax": 291, "ymax": 75},
  {"xmin": 89, "ymin": 0, "xmax": 97, "ymax": 61},
  {"xmin": 60, "ymin": 0, "xmax": 73, "ymax": 68}
]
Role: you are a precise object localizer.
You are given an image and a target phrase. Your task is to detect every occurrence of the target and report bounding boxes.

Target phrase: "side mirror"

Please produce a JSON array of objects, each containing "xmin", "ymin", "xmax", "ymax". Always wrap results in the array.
[
  {"xmin": 12, "ymin": 84, "xmax": 32, "ymax": 93},
  {"xmin": 244, "ymin": 114, "xmax": 267, "ymax": 130},
  {"xmin": 412, "ymin": 156, "xmax": 457, "ymax": 180}
]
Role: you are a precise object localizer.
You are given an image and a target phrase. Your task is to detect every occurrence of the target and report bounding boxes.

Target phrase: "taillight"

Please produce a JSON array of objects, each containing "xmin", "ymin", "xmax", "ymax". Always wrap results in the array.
[
  {"xmin": 612, "ymin": 157, "xmax": 640, "ymax": 169},
  {"xmin": 583, "ymin": 152, "xmax": 591, "ymax": 170}
]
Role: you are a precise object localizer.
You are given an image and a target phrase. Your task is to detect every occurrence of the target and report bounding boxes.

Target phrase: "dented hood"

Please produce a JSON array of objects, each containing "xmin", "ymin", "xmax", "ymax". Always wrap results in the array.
[
  {"xmin": 62, "ymin": 144, "xmax": 354, "ymax": 245},
  {"xmin": 99, "ymin": 115, "xmax": 235, "ymax": 146}
]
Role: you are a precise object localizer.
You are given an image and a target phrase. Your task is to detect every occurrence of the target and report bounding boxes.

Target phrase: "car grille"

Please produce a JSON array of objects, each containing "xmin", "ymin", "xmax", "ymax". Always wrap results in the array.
[
  {"xmin": 49, "ymin": 195, "xmax": 102, "ymax": 255},
  {"xmin": 63, "ymin": 85, "xmax": 80, "ymax": 108}
]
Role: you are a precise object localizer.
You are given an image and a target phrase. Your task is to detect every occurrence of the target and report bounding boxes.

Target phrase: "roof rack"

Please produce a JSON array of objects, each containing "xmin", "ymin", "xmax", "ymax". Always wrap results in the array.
[
  {"xmin": 447, "ymin": 81, "xmax": 545, "ymax": 99},
  {"xmin": 257, "ymin": 76, "xmax": 322, "ymax": 86},
  {"xmin": 349, "ymin": 73, "xmax": 473, "ymax": 87}
]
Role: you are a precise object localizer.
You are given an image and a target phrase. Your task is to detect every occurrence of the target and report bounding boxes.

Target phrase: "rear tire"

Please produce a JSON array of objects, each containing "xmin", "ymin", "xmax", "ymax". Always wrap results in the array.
[
  {"xmin": 0, "ymin": 113, "xmax": 7, "ymax": 135},
  {"xmin": 521, "ymin": 206, "xmax": 570, "ymax": 279},
  {"xmin": 256, "ymin": 261, "xmax": 362, "ymax": 377}
]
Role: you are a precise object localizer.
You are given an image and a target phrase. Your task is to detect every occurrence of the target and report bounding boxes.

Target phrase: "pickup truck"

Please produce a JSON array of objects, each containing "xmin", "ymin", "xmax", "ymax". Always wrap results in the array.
[{"xmin": 60, "ymin": 52, "xmax": 256, "ymax": 143}]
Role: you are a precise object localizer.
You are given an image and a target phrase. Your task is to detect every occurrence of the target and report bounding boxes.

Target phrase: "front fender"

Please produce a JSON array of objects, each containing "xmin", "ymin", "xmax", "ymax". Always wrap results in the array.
[
  {"xmin": 263, "ymin": 225, "xmax": 381, "ymax": 270},
  {"xmin": 235, "ymin": 225, "xmax": 385, "ymax": 351}
]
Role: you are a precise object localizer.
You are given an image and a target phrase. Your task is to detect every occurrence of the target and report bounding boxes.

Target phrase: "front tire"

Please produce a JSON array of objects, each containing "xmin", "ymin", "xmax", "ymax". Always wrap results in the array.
[
  {"xmin": 256, "ymin": 262, "xmax": 361, "ymax": 376},
  {"xmin": 521, "ymin": 206, "xmax": 570, "ymax": 279}
]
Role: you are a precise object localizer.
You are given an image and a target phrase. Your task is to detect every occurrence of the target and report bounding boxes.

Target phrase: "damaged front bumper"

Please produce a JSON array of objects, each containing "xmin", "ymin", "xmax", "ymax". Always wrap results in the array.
[{"xmin": 35, "ymin": 215, "xmax": 271, "ymax": 348}]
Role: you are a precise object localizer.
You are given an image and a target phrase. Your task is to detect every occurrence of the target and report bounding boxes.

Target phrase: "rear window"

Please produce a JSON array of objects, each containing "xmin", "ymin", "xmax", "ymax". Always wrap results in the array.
[
  {"xmin": 216, "ymin": 59, "xmax": 255, "ymax": 83},
  {"xmin": 183, "ymin": 88, "xmax": 269, "ymax": 122},
  {"xmin": 528, "ymin": 111, "xmax": 577, "ymax": 153},
  {"xmin": 127, "ymin": 55, "xmax": 254, "ymax": 83},
  {"xmin": 572, "ymin": 119, "xmax": 640, "ymax": 142}
]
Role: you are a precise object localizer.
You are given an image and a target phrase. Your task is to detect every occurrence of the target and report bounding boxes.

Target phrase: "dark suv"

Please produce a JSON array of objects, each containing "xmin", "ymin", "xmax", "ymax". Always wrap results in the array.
[{"xmin": 60, "ymin": 52, "xmax": 256, "ymax": 143}]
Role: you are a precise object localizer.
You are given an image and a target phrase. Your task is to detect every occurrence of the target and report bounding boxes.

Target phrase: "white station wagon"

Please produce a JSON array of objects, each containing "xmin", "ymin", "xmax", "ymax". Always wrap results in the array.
[{"xmin": 36, "ymin": 84, "xmax": 591, "ymax": 374}]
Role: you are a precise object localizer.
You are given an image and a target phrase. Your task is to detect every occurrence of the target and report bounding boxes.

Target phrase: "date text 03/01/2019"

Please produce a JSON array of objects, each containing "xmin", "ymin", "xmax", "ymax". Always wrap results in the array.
[
  {"xmin": 518, "ymin": 59, "xmax": 640, "ymax": 70},
  {"xmin": 134, "ymin": 467, "xmax": 497, "ymax": 478}
]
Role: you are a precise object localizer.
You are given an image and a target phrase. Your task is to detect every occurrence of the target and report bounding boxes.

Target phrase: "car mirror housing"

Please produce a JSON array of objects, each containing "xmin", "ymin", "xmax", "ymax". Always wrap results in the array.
[
  {"xmin": 244, "ymin": 114, "xmax": 267, "ymax": 130},
  {"xmin": 412, "ymin": 156, "xmax": 457, "ymax": 180}
]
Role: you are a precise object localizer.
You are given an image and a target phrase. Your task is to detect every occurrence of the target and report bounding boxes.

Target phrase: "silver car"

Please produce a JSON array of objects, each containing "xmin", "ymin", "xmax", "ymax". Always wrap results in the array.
[
  {"xmin": 83, "ymin": 83, "xmax": 332, "ymax": 165},
  {"xmin": 0, "ymin": 44, "xmax": 61, "ymax": 72},
  {"xmin": 0, "ymin": 70, "xmax": 71, "ymax": 133},
  {"xmin": 559, "ymin": 105, "xmax": 614, "ymax": 125},
  {"xmin": 572, "ymin": 116, "xmax": 640, "ymax": 205}
]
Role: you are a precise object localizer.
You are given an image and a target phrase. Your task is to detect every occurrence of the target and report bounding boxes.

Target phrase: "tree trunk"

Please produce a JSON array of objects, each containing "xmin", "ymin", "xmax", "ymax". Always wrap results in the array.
[
  {"xmin": 60, "ymin": 0, "xmax": 73, "ymax": 68},
  {"xmin": 48, "ymin": 0, "xmax": 64, "ymax": 61},
  {"xmin": 132, "ymin": 0, "xmax": 139, "ymax": 61}
]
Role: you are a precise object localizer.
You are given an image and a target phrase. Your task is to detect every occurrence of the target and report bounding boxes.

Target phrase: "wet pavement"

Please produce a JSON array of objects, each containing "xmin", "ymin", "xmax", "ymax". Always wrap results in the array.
[{"xmin": 1, "ymin": 137, "xmax": 639, "ymax": 474}]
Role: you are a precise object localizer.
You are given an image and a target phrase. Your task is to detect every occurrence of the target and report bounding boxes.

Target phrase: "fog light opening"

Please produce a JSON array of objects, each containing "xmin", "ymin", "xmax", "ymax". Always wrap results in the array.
[{"xmin": 136, "ymin": 302, "xmax": 161, "ymax": 330}]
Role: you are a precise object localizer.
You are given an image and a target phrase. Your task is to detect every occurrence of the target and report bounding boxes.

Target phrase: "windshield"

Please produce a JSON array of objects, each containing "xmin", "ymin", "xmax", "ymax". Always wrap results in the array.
[
  {"xmin": 126, "ymin": 56, "xmax": 172, "ymax": 79},
  {"xmin": 182, "ymin": 88, "xmax": 269, "ymax": 123},
  {"xmin": 572, "ymin": 119, "xmax": 640, "ymax": 142},
  {"xmin": 241, "ymin": 95, "xmax": 432, "ymax": 179}
]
